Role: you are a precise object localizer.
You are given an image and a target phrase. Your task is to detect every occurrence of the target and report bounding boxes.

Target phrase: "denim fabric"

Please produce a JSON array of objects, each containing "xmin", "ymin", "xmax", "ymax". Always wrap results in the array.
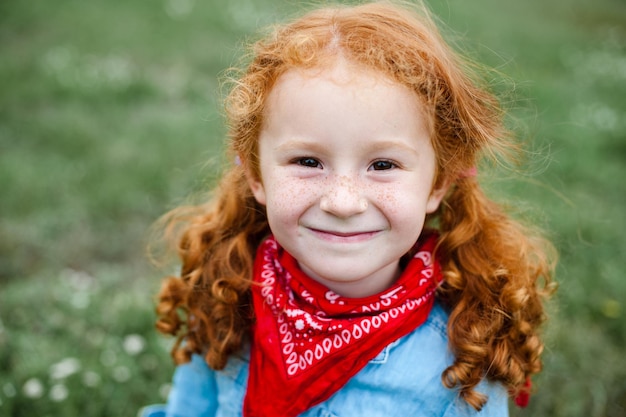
[
  {"xmin": 164, "ymin": 302, "xmax": 509, "ymax": 417},
  {"xmin": 138, "ymin": 404, "xmax": 167, "ymax": 417}
]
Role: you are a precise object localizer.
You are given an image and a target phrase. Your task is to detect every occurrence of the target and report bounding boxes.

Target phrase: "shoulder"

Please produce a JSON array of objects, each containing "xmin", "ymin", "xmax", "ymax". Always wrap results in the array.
[
  {"xmin": 389, "ymin": 300, "xmax": 451, "ymax": 366},
  {"xmin": 304, "ymin": 301, "xmax": 509, "ymax": 417},
  {"xmin": 165, "ymin": 354, "xmax": 217, "ymax": 417},
  {"xmin": 420, "ymin": 299, "xmax": 450, "ymax": 340},
  {"xmin": 441, "ymin": 379, "xmax": 510, "ymax": 417},
  {"xmin": 165, "ymin": 353, "xmax": 248, "ymax": 417}
]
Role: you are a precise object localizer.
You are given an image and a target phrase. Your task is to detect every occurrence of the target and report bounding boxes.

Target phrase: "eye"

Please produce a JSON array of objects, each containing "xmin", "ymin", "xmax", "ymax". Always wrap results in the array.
[
  {"xmin": 370, "ymin": 160, "xmax": 396, "ymax": 171},
  {"xmin": 294, "ymin": 157, "xmax": 321, "ymax": 168}
]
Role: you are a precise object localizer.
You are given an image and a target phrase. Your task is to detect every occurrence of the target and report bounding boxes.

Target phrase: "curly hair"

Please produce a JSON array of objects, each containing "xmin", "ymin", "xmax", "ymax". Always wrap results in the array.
[{"xmin": 155, "ymin": 1, "xmax": 555, "ymax": 410}]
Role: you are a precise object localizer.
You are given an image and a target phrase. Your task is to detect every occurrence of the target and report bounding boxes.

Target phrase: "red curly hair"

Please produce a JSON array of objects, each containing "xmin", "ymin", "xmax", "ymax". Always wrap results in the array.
[{"xmin": 155, "ymin": 1, "xmax": 555, "ymax": 410}]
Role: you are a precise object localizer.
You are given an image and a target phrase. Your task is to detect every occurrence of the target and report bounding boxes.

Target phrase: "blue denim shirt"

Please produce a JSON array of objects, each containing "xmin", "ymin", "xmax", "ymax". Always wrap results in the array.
[{"xmin": 164, "ymin": 302, "xmax": 509, "ymax": 417}]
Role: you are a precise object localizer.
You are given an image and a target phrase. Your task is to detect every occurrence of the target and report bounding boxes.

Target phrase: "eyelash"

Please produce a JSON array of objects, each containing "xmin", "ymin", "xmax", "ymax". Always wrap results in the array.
[
  {"xmin": 292, "ymin": 158, "xmax": 398, "ymax": 171},
  {"xmin": 370, "ymin": 160, "xmax": 397, "ymax": 171},
  {"xmin": 294, "ymin": 157, "xmax": 321, "ymax": 168}
]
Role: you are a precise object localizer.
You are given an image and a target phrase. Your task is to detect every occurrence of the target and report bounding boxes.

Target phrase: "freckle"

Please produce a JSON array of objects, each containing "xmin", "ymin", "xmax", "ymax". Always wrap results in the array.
[{"xmin": 378, "ymin": 190, "xmax": 398, "ymax": 213}]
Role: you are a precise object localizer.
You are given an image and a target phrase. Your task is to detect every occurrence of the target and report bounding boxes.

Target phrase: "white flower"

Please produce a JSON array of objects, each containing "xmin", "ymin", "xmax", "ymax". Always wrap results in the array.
[
  {"xmin": 159, "ymin": 383, "xmax": 172, "ymax": 400},
  {"xmin": 70, "ymin": 292, "xmax": 90, "ymax": 309},
  {"xmin": 82, "ymin": 371, "xmax": 101, "ymax": 387},
  {"xmin": 61, "ymin": 268, "xmax": 96, "ymax": 291},
  {"xmin": 22, "ymin": 378, "xmax": 44, "ymax": 399},
  {"xmin": 100, "ymin": 349, "xmax": 117, "ymax": 367},
  {"xmin": 49, "ymin": 383, "xmax": 69, "ymax": 402},
  {"xmin": 49, "ymin": 357, "xmax": 81, "ymax": 380},
  {"xmin": 112, "ymin": 366, "xmax": 130, "ymax": 382},
  {"xmin": 123, "ymin": 334, "xmax": 146, "ymax": 356},
  {"xmin": 294, "ymin": 319, "xmax": 305, "ymax": 331},
  {"xmin": 164, "ymin": 0, "xmax": 195, "ymax": 19}
]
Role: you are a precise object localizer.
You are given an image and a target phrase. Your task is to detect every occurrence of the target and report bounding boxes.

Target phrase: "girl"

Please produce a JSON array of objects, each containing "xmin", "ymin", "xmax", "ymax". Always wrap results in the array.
[{"xmin": 153, "ymin": 2, "xmax": 555, "ymax": 416}]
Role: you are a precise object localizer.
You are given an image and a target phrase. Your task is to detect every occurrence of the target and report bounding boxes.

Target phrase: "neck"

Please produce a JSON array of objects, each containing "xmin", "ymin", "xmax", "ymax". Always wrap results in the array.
[{"xmin": 298, "ymin": 260, "xmax": 402, "ymax": 298}]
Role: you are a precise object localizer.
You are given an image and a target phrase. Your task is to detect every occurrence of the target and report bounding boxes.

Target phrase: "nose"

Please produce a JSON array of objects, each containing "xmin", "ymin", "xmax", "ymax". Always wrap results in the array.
[{"xmin": 319, "ymin": 176, "xmax": 368, "ymax": 218}]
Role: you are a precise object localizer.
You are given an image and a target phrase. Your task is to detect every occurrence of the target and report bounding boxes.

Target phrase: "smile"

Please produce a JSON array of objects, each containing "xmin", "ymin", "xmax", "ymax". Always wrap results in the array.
[{"xmin": 307, "ymin": 227, "xmax": 381, "ymax": 243}]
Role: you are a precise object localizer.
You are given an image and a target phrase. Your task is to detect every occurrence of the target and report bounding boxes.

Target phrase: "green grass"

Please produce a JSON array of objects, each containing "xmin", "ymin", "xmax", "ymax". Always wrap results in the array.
[{"xmin": 1, "ymin": 0, "xmax": 625, "ymax": 415}]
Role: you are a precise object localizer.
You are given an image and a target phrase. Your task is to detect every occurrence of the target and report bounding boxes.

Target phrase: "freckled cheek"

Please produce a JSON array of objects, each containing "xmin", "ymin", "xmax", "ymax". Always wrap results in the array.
[
  {"xmin": 370, "ymin": 186, "xmax": 401, "ymax": 215},
  {"xmin": 370, "ymin": 185, "xmax": 429, "ymax": 224},
  {"xmin": 264, "ymin": 176, "xmax": 320, "ymax": 218}
]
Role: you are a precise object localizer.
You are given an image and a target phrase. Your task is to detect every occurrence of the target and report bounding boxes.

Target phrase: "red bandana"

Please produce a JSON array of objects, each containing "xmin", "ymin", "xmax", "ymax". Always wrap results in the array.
[{"xmin": 244, "ymin": 233, "xmax": 442, "ymax": 417}]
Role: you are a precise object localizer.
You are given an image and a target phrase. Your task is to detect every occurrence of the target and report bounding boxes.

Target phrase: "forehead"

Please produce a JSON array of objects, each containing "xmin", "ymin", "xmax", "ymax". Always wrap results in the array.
[
  {"xmin": 262, "ymin": 60, "xmax": 432, "ymax": 134},
  {"xmin": 276, "ymin": 57, "xmax": 398, "ymax": 88}
]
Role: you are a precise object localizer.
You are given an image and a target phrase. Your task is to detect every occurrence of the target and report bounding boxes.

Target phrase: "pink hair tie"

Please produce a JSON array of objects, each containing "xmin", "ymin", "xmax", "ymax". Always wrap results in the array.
[{"xmin": 458, "ymin": 166, "xmax": 477, "ymax": 179}]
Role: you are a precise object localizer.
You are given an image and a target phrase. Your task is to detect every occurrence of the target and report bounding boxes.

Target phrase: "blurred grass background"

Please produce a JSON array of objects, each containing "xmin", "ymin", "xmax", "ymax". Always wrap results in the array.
[{"xmin": 0, "ymin": 0, "xmax": 624, "ymax": 415}]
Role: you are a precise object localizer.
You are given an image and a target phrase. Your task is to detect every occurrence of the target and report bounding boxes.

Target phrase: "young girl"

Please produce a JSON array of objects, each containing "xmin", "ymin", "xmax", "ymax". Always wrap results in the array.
[{"xmin": 153, "ymin": 2, "xmax": 555, "ymax": 416}]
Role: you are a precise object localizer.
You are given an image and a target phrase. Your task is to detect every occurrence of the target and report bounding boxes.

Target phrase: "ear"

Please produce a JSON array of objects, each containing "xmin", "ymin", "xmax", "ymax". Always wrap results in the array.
[
  {"xmin": 425, "ymin": 180, "xmax": 450, "ymax": 214},
  {"xmin": 244, "ymin": 161, "xmax": 267, "ymax": 206}
]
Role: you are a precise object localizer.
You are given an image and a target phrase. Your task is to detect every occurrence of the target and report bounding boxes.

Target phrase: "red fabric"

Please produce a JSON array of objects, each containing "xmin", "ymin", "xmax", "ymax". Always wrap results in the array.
[
  {"xmin": 244, "ymin": 233, "xmax": 442, "ymax": 417},
  {"xmin": 514, "ymin": 376, "xmax": 532, "ymax": 408}
]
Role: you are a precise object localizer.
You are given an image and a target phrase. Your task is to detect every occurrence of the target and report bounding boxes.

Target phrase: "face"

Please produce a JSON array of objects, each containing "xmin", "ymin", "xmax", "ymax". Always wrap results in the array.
[{"xmin": 247, "ymin": 62, "xmax": 448, "ymax": 298}]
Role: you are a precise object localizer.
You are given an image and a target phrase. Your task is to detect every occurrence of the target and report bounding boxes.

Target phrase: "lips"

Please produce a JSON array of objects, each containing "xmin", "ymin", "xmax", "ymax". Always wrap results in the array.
[{"xmin": 307, "ymin": 227, "xmax": 381, "ymax": 243}]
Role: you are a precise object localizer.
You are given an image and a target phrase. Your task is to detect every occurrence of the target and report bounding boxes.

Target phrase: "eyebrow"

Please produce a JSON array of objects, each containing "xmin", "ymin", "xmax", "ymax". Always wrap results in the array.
[
  {"xmin": 365, "ymin": 140, "xmax": 421, "ymax": 157},
  {"xmin": 273, "ymin": 139, "xmax": 422, "ymax": 157},
  {"xmin": 272, "ymin": 140, "xmax": 328, "ymax": 154}
]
